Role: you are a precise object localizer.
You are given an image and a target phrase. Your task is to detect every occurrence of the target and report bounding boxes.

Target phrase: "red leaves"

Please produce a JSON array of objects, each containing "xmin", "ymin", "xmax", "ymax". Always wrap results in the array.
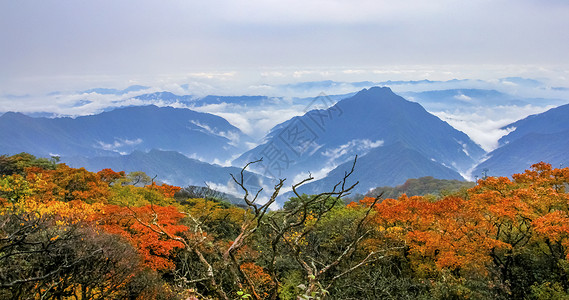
[
  {"xmin": 13, "ymin": 163, "xmax": 190, "ymax": 271},
  {"xmin": 99, "ymin": 204, "xmax": 188, "ymax": 271},
  {"xmin": 97, "ymin": 168, "xmax": 126, "ymax": 185},
  {"xmin": 145, "ymin": 182, "xmax": 182, "ymax": 198},
  {"xmin": 533, "ymin": 211, "xmax": 569, "ymax": 243}
]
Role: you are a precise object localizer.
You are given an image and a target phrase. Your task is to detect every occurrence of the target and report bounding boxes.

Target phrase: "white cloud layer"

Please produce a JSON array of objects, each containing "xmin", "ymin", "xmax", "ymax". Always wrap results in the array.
[{"xmin": 432, "ymin": 105, "xmax": 556, "ymax": 152}]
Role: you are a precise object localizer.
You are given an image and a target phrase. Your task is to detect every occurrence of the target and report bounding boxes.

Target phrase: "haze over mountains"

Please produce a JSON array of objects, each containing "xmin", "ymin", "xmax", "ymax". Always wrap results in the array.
[
  {"xmin": 64, "ymin": 149, "xmax": 268, "ymax": 201},
  {"xmin": 236, "ymin": 87, "xmax": 485, "ymax": 195},
  {"xmin": 473, "ymin": 103, "xmax": 569, "ymax": 177},
  {"xmin": 0, "ymin": 105, "xmax": 250, "ymax": 163},
  {"xmin": 1, "ymin": 81, "xmax": 568, "ymax": 203}
]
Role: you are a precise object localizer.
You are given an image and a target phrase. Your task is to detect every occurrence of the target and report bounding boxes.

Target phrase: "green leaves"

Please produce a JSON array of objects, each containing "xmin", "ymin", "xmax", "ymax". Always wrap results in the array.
[{"xmin": 237, "ymin": 290, "xmax": 252, "ymax": 299}]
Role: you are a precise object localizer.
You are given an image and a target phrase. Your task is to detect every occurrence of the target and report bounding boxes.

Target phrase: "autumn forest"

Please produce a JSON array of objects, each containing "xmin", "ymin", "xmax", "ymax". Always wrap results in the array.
[{"xmin": 2, "ymin": 153, "xmax": 569, "ymax": 299}]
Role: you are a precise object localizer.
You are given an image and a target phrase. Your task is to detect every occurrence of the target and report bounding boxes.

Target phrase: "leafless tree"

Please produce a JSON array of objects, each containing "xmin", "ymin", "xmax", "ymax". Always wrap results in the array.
[{"xmin": 127, "ymin": 156, "xmax": 387, "ymax": 300}]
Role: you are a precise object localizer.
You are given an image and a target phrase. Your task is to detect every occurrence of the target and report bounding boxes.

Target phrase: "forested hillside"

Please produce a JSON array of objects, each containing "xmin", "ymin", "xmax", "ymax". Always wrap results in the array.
[
  {"xmin": 366, "ymin": 176, "xmax": 475, "ymax": 199},
  {"xmin": 2, "ymin": 153, "xmax": 569, "ymax": 299}
]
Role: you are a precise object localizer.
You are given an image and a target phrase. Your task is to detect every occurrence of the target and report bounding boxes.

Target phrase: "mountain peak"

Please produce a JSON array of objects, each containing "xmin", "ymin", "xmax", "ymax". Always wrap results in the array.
[
  {"xmin": 338, "ymin": 86, "xmax": 415, "ymax": 111},
  {"xmin": 358, "ymin": 86, "xmax": 396, "ymax": 97},
  {"xmin": 0, "ymin": 111, "xmax": 30, "ymax": 120}
]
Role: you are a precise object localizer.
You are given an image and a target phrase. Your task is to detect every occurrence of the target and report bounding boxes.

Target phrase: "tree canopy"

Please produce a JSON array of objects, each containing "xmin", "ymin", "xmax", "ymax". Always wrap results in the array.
[{"xmin": 2, "ymin": 153, "xmax": 569, "ymax": 299}]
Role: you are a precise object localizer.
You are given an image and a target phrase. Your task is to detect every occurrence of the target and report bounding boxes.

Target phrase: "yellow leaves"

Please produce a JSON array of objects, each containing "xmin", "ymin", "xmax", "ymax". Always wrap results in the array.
[
  {"xmin": 185, "ymin": 198, "xmax": 245, "ymax": 222},
  {"xmin": 284, "ymin": 229, "xmax": 307, "ymax": 247},
  {"xmin": 304, "ymin": 213, "xmax": 317, "ymax": 227},
  {"xmin": 0, "ymin": 174, "xmax": 33, "ymax": 203},
  {"xmin": 12, "ymin": 197, "xmax": 105, "ymax": 223},
  {"xmin": 109, "ymin": 184, "xmax": 177, "ymax": 208},
  {"xmin": 386, "ymin": 226, "xmax": 404, "ymax": 233}
]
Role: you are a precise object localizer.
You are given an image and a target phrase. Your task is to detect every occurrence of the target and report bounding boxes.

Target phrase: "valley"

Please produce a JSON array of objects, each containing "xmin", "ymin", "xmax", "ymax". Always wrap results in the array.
[{"xmin": 1, "ymin": 80, "xmax": 568, "ymax": 204}]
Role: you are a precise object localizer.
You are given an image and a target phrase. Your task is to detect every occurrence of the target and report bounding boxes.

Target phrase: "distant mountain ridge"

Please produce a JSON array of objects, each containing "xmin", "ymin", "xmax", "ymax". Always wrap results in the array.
[
  {"xmin": 0, "ymin": 105, "xmax": 250, "ymax": 162},
  {"xmin": 82, "ymin": 85, "xmax": 150, "ymax": 95},
  {"xmin": 3, "ymin": 84, "xmax": 567, "ymax": 201},
  {"xmin": 473, "ymin": 103, "xmax": 569, "ymax": 177},
  {"xmin": 400, "ymin": 89, "xmax": 567, "ymax": 112},
  {"xmin": 498, "ymin": 103, "xmax": 569, "ymax": 146},
  {"xmin": 64, "ymin": 149, "xmax": 267, "ymax": 194}
]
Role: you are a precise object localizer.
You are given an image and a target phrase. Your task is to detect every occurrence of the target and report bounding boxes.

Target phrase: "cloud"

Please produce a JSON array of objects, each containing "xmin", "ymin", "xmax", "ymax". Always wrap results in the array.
[
  {"xmin": 322, "ymin": 139, "xmax": 384, "ymax": 159},
  {"xmin": 192, "ymin": 104, "xmax": 310, "ymax": 140},
  {"xmin": 315, "ymin": 139, "xmax": 384, "ymax": 180},
  {"xmin": 189, "ymin": 119, "xmax": 241, "ymax": 146},
  {"xmin": 96, "ymin": 138, "xmax": 143, "ymax": 153},
  {"xmin": 454, "ymin": 93, "xmax": 472, "ymax": 101},
  {"xmin": 432, "ymin": 105, "xmax": 555, "ymax": 152}
]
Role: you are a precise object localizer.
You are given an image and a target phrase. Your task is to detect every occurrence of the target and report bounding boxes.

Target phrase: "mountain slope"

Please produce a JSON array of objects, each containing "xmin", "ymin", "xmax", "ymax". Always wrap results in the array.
[
  {"xmin": 473, "ymin": 131, "xmax": 569, "ymax": 177},
  {"xmin": 235, "ymin": 87, "xmax": 485, "ymax": 185},
  {"xmin": 498, "ymin": 103, "xmax": 569, "ymax": 146},
  {"xmin": 0, "ymin": 105, "xmax": 250, "ymax": 162},
  {"xmin": 473, "ymin": 103, "xmax": 569, "ymax": 177},
  {"xmin": 289, "ymin": 142, "xmax": 465, "ymax": 196},
  {"xmin": 63, "ymin": 149, "xmax": 267, "ymax": 196}
]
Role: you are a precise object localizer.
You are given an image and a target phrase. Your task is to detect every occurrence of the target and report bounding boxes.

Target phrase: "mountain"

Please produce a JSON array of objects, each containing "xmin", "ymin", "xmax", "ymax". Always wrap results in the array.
[
  {"xmin": 290, "ymin": 142, "xmax": 466, "ymax": 196},
  {"xmin": 401, "ymin": 89, "xmax": 525, "ymax": 109},
  {"xmin": 63, "ymin": 149, "xmax": 267, "ymax": 197},
  {"xmin": 235, "ymin": 87, "xmax": 485, "ymax": 192},
  {"xmin": 279, "ymin": 80, "xmax": 375, "ymax": 91},
  {"xmin": 0, "ymin": 105, "xmax": 250, "ymax": 162},
  {"xmin": 498, "ymin": 103, "xmax": 569, "ymax": 146},
  {"xmin": 473, "ymin": 103, "xmax": 569, "ymax": 177}
]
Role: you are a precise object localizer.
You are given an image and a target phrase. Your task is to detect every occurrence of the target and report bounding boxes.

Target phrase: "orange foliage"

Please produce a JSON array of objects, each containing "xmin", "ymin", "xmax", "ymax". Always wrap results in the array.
[
  {"xmin": 24, "ymin": 164, "xmax": 110, "ymax": 204},
  {"xmin": 357, "ymin": 162, "xmax": 569, "ymax": 278},
  {"xmin": 99, "ymin": 204, "xmax": 188, "ymax": 270},
  {"xmin": 366, "ymin": 194, "xmax": 506, "ymax": 274},
  {"xmin": 97, "ymin": 168, "xmax": 126, "ymax": 185},
  {"xmin": 240, "ymin": 262, "xmax": 272, "ymax": 298},
  {"xmin": 145, "ymin": 182, "xmax": 182, "ymax": 198}
]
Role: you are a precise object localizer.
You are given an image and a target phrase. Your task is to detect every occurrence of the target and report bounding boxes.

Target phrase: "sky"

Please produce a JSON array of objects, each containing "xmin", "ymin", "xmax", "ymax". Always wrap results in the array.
[{"xmin": 1, "ymin": 0, "xmax": 569, "ymax": 95}]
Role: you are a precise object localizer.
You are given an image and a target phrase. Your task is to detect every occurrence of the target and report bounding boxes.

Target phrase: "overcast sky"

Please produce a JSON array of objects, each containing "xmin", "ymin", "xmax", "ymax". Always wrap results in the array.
[{"xmin": 1, "ymin": 0, "xmax": 569, "ymax": 94}]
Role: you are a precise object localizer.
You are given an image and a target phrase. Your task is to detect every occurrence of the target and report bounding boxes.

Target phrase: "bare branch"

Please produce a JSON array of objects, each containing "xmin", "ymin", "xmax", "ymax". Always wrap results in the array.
[{"xmin": 230, "ymin": 158, "xmax": 264, "ymax": 212}]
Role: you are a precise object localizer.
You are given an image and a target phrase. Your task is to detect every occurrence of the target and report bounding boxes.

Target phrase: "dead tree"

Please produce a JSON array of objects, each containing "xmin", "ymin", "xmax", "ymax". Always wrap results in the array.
[
  {"xmin": 247, "ymin": 156, "xmax": 386, "ymax": 299},
  {"xmin": 127, "ymin": 156, "xmax": 385, "ymax": 300}
]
